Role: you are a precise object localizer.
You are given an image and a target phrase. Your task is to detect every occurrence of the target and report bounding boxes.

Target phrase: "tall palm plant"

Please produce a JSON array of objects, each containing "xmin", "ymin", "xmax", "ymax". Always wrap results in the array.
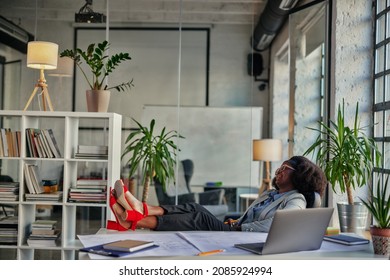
[
  {"xmin": 122, "ymin": 118, "xmax": 182, "ymax": 202},
  {"xmin": 304, "ymin": 100, "xmax": 381, "ymax": 205}
]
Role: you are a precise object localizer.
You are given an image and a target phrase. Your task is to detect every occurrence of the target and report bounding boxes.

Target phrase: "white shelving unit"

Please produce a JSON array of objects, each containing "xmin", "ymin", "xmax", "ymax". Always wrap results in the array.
[{"xmin": 0, "ymin": 111, "xmax": 121, "ymax": 260}]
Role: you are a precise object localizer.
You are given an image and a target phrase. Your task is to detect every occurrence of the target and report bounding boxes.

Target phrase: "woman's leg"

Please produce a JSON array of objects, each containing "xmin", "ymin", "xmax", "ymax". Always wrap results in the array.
[{"xmin": 153, "ymin": 210, "xmax": 233, "ymax": 231}]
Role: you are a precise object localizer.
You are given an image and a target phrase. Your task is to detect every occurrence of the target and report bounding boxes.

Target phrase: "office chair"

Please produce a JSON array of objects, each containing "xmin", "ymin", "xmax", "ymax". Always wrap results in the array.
[{"xmin": 154, "ymin": 159, "xmax": 228, "ymax": 220}]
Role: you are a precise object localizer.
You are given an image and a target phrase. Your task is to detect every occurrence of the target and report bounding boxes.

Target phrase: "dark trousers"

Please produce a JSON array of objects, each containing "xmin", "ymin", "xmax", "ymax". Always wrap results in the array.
[{"xmin": 155, "ymin": 203, "xmax": 233, "ymax": 231}]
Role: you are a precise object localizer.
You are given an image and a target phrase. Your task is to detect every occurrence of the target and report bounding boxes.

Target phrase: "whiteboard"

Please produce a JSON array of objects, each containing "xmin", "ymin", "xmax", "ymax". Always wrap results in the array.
[{"xmin": 141, "ymin": 106, "xmax": 263, "ymax": 187}]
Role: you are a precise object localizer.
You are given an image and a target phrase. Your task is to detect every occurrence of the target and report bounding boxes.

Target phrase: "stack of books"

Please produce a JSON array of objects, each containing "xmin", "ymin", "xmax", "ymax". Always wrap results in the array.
[
  {"xmin": 68, "ymin": 179, "xmax": 107, "ymax": 203},
  {"xmin": 25, "ymin": 191, "xmax": 63, "ymax": 202},
  {"xmin": 25, "ymin": 128, "xmax": 61, "ymax": 158},
  {"xmin": 0, "ymin": 216, "xmax": 18, "ymax": 245},
  {"xmin": 74, "ymin": 145, "xmax": 108, "ymax": 159},
  {"xmin": 0, "ymin": 182, "xmax": 19, "ymax": 201},
  {"xmin": 0, "ymin": 128, "xmax": 21, "ymax": 157},
  {"xmin": 24, "ymin": 163, "xmax": 44, "ymax": 194},
  {"xmin": 27, "ymin": 220, "xmax": 61, "ymax": 247}
]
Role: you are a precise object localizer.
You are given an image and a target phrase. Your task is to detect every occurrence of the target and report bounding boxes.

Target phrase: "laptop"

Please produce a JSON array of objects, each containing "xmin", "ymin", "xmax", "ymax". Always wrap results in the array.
[{"xmin": 234, "ymin": 207, "xmax": 334, "ymax": 255}]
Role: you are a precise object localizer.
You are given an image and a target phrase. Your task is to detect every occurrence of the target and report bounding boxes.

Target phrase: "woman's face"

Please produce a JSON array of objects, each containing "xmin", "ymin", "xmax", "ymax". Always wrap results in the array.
[{"xmin": 274, "ymin": 161, "xmax": 296, "ymax": 188}]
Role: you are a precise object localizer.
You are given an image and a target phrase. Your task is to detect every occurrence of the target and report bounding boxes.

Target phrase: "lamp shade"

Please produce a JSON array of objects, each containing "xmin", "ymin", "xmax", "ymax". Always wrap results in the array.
[
  {"xmin": 27, "ymin": 41, "xmax": 59, "ymax": 70},
  {"xmin": 253, "ymin": 139, "xmax": 282, "ymax": 161}
]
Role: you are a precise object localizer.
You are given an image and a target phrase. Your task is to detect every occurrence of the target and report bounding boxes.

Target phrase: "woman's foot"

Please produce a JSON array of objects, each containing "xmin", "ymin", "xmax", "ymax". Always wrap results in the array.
[{"xmin": 114, "ymin": 179, "xmax": 145, "ymax": 215}]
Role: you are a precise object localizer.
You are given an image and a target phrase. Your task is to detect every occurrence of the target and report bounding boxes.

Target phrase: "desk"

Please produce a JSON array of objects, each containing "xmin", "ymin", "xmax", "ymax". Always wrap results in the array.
[
  {"xmin": 78, "ymin": 229, "xmax": 386, "ymax": 260},
  {"xmin": 203, "ymin": 185, "xmax": 259, "ymax": 212},
  {"xmin": 239, "ymin": 193, "xmax": 258, "ymax": 212}
]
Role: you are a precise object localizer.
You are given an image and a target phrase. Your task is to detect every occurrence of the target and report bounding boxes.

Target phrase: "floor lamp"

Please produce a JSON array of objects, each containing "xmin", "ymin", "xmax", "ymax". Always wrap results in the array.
[
  {"xmin": 253, "ymin": 139, "xmax": 282, "ymax": 194},
  {"xmin": 24, "ymin": 41, "xmax": 59, "ymax": 111}
]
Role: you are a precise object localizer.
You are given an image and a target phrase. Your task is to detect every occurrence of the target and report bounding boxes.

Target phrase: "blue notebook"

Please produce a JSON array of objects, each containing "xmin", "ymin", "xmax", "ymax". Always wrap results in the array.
[
  {"xmin": 323, "ymin": 234, "xmax": 369, "ymax": 245},
  {"xmin": 80, "ymin": 243, "xmax": 158, "ymax": 257}
]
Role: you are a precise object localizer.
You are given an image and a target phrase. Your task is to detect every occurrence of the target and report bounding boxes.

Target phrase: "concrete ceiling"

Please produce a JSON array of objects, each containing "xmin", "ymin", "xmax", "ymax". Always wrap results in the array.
[{"xmin": 0, "ymin": 0, "xmax": 266, "ymax": 25}]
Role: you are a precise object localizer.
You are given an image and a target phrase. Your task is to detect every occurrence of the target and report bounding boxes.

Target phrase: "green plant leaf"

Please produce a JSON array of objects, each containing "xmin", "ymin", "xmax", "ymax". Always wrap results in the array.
[{"xmin": 303, "ymin": 99, "xmax": 382, "ymax": 204}]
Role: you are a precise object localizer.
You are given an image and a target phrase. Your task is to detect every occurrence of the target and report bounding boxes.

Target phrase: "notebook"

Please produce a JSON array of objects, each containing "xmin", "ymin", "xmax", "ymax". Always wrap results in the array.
[
  {"xmin": 323, "ymin": 234, "xmax": 369, "ymax": 245},
  {"xmin": 234, "ymin": 207, "xmax": 334, "ymax": 255},
  {"xmin": 103, "ymin": 239, "xmax": 156, "ymax": 252}
]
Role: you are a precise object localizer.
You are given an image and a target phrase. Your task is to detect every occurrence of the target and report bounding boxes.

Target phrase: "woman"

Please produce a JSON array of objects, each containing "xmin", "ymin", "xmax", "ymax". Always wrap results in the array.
[{"xmin": 108, "ymin": 156, "xmax": 327, "ymax": 232}]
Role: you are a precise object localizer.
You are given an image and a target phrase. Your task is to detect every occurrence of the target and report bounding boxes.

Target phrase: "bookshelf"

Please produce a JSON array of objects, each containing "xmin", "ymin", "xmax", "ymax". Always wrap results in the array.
[{"xmin": 0, "ymin": 111, "xmax": 121, "ymax": 260}]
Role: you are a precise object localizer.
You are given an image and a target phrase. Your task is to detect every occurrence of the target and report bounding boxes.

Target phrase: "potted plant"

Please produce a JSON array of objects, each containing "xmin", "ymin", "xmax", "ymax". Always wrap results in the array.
[
  {"xmin": 121, "ymin": 118, "xmax": 183, "ymax": 202},
  {"xmin": 304, "ymin": 99, "xmax": 381, "ymax": 233},
  {"xmin": 60, "ymin": 40, "xmax": 134, "ymax": 112},
  {"xmin": 360, "ymin": 175, "xmax": 390, "ymax": 255}
]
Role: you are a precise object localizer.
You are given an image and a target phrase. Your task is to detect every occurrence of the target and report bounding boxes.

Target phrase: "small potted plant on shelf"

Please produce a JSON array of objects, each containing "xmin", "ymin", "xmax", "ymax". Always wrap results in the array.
[
  {"xmin": 304, "ymin": 99, "xmax": 381, "ymax": 233},
  {"xmin": 60, "ymin": 40, "xmax": 134, "ymax": 112},
  {"xmin": 360, "ymin": 175, "xmax": 390, "ymax": 255},
  {"xmin": 121, "ymin": 118, "xmax": 183, "ymax": 202}
]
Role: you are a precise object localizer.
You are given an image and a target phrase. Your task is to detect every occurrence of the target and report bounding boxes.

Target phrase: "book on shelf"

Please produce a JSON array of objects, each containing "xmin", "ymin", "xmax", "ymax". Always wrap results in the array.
[
  {"xmin": 0, "ymin": 216, "xmax": 18, "ymax": 228},
  {"xmin": 25, "ymin": 191, "xmax": 63, "ymax": 201},
  {"xmin": 27, "ymin": 234, "xmax": 60, "ymax": 247},
  {"xmin": 1, "ymin": 128, "xmax": 9, "ymax": 157},
  {"xmin": 323, "ymin": 234, "xmax": 370, "ymax": 245},
  {"xmin": 76, "ymin": 179, "xmax": 107, "ymax": 186},
  {"xmin": 74, "ymin": 153, "xmax": 108, "ymax": 159},
  {"xmin": 77, "ymin": 145, "xmax": 108, "ymax": 154},
  {"xmin": 0, "ymin": 216, "xmax": 18, "ymax": 245},
  {"xmin": 31, "ymin": 220, "xmax": 57, "ymax": 229},
  {"xmin": 43, "ymin": 128, "xmax": 62, "ymax": 158},
  {"xmin": 68, "ymin": 192, "xmax": 106, "ymax": 203},
  {"xmin": 0, "ymin": 128, "xmax": 21, "ymax": 157},
  {"xmin": 70, "ymin": 188, "xmax": 105, "ymax": 193},
  {"xmin": 25, "ymin": 128, "xmax": 62, "ymax": 158},
  {"xmin": 0, "ymin": 181, "xmax": 19, "ymax": 200},
  {"xmin": 31, "ymin": 228, "xmax": 56, "ymax": 235},
  {"xmin": 29, "ymin": 229, "xmax": 61, "ymax": 239},
  {"xmin": 24, "ymin": 163, "xmax": 44, "ymax": 194},
  {"xmin": 75, "ymin": 144, "xmax": 108, "ymax": 159},
  {"xmin": 0, "ymin": 193, "xmax": 19, "ymax": 201},
  {"xmin": 24, "ymin": 163, "xmax": 36, "ymax": 194}
]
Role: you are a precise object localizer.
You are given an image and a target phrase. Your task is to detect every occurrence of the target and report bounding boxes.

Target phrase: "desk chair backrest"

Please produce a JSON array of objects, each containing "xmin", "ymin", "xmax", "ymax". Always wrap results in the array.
[
  {"xmin": 309, "ymin": 192, "xmax": 322, "ymax": 208},
  {"xmin": 154, "ymin": 160, "xmax": 196, "ymax": 205}
]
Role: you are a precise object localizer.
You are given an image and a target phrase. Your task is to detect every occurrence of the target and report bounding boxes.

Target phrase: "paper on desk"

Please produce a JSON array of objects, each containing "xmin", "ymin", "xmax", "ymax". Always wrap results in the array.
[
  {"xmin": 78, "ymin": 231, "xmax": 266, "ymax": 259},
  {"xmin": 176, "ymin": 231, "xmax": 267, "ymax": 255}
]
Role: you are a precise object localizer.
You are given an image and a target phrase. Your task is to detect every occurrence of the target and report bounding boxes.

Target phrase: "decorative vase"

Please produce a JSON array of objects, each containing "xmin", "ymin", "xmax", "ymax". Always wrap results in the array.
[
  {"xmin": 86, "ymin": 90, "xmax": 110, "ymax": 112},
  {"xmin": 370, "ymin": 226, "xmax": 390, "ymax": 256},
  {"xmin": 337, "ymin": 202, "xmax": 368, "ymax": 235}
]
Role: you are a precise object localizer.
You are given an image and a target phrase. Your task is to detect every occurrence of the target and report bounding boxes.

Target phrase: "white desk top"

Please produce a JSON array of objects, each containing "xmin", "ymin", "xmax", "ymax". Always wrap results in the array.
[{"xmin": 78, "ymin": 229, "xmax": 386, "ymax": 260}]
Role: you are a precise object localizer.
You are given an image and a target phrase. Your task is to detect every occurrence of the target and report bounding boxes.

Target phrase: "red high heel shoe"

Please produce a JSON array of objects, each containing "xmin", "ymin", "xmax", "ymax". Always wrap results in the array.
[
  {"xmin": 110, "ymin": 188, "xmax": 146, "ymax": 230},
  {"xmin": 108, "ymin": 191, "xmax": 130, "ymax": 231},
  {"xmin": 114, "ymin": 179, "xmax": 149, "ymax": 218}
]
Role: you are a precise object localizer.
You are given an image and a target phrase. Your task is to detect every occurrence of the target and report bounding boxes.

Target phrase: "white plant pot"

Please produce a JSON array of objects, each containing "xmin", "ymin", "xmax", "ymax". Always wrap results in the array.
[{"xmin": 86, "ymin": 90, "xmax": 110, "ymax": 112}]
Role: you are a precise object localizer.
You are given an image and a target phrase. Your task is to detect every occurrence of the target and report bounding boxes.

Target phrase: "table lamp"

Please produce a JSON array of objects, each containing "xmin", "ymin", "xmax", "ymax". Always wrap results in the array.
[
  {"xmin": 24, "ymin": 41, "xmax": 59, "ymax": 111},
  {"xmin": 253, "ymin": 139, "xmax": 282, "ymax": 193}
]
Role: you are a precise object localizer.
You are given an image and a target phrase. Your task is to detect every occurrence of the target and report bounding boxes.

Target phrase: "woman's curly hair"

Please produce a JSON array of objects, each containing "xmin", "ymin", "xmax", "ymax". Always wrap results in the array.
[{"xmin": 273, "ymin": 156, "xmax": 328, "ymax": 208}]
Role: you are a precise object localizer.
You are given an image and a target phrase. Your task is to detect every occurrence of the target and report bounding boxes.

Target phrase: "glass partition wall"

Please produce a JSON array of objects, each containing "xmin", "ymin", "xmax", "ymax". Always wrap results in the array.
[
  {"xmin": 0, "ymin": 0, "xmax": 333, "ymax": 259},
  {"xmin": 0, "ymin": 1, "xmax": 266, "ymax": 256}
]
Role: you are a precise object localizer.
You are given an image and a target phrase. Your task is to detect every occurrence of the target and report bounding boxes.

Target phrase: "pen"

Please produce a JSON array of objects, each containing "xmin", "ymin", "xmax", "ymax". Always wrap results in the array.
[{"xmin": 197, "ymin": 249, "xmax": 225, "ymax": 256}]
